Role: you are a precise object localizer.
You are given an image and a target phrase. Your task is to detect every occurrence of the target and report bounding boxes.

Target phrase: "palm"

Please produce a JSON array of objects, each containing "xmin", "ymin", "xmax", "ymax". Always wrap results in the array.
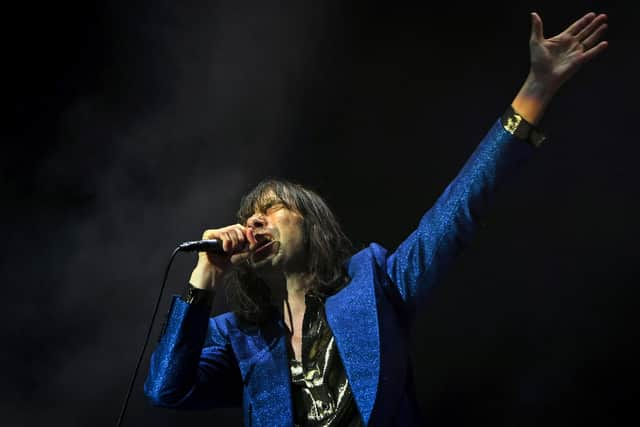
[{"xmin": 529, "ymin": 12, "xmax": 608, "ymax": 88}]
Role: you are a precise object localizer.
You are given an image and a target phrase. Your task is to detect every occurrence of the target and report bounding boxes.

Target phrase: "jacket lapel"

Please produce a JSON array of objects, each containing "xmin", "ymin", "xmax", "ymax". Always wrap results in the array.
[
  {"xmin": 326, "ymin": 249, "xmax": 381, "ymax": 425},
  {"xmin": 231, "ymin": 317, "xmax": 293, "ymax": 426}
]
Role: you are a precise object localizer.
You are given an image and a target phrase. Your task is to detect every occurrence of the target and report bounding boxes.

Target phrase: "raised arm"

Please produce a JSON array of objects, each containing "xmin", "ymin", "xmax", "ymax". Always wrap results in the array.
[
  {"xmin": 144, "ymin": 224, "xmax": 253, "ymax": 408},
  {"xmin": 385, "ymin": 12, "xmax": 608, "ymax": 312}
]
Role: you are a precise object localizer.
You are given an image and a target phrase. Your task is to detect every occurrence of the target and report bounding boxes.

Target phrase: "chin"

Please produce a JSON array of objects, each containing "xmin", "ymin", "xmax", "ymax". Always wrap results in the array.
[{"xmin": 250, "ymin": 247, "xmax": 282, "ymax": 271}]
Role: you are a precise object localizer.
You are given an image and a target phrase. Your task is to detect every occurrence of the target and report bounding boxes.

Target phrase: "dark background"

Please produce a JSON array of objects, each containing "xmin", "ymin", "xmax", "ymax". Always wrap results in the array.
[{"xmin": 3, "ymin": 1, "xmax": 638, "ymax": 426}]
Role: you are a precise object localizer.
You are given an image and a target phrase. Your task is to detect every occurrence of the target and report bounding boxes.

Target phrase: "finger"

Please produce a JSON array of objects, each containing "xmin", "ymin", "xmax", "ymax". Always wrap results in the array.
[
  {"xmin": 246, "ymin": 228, "xmax": 258, "ymax": 248},
  {"xmin": 530, "ymin": 12, "xmax": 544, "ymax": 42},
  {"xmin": 228, "ymin": 230, "xmax": 240, "ymax": 253},
  {"xmin": 581, "ymin": 23, "xmax": 608, "ymax": 50},
  {"xmin": 202, "ymin": 229, "xmax": 217, "ymax": 240},
  {"xmin": 576, "ymin": 14, "xmax": 607, "ymax": 42},
  {"xmin": 565, "ymin": 12, "xmax": 596, "ymax": 35},
  {"xmin": 221, "ymin": 231, "xmax": 235, "ymax": 253},
  {"xmin": 580, "ymin": 40, "xmax": 608, "ymax": 64},
  {"xmin": 231, "ymin": 227, "xmax": 247, "ymax": 252}
]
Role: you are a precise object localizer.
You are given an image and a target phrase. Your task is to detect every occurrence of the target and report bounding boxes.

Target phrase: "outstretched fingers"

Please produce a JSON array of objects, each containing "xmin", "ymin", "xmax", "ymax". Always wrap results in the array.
[
  {"xmin": 581, "ymin": 41, "xmax": 608, "ymax": 64},
  {"xmin": 564, "ymin": 12, "xmax": 609, "ymax": 65},
  {"xmin": 565, "ymin": 12, "xmax": 597, "ymax": 35},
  {"xmin": 576, "ymin": 13, "xmax": 609, "ymax": 62},
  {"xmin": 576, "ymin": 14, "xmax": 608, "ymax": 42},
  {"xmin": 581, "ymin": 22, "xmax": 608, "ymax": 50}
]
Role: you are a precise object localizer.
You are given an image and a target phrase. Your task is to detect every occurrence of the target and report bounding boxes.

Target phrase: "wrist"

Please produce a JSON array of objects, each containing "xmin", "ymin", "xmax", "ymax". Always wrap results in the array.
[
  {"xmin": 183, "ymin": 283, "xmax": 216, "ymax": 306},
  {"xmin": 189, "ymin": 265, "xmax": 223, "ymax": 290},
  {"xmin": 501, "ymin": 104, "xmax": 547, "ymax": 148},
  {"xmin": 511, "ymin": 72, "xmax": 557, "ymax": 125}
]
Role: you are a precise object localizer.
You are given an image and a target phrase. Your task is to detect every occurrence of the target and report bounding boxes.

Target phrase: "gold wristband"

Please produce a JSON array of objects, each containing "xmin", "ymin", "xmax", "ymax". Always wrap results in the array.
[{"xmin": 501, "ymin": 105, "xmax": 547, "ymax": 148}]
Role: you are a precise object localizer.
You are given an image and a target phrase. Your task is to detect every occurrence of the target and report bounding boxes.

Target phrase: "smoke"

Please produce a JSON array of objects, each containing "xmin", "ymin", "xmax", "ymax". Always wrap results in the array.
[
  {"xmin": 3, "ymin": 2, "xmax": 334, "ymax": 426},
  {"xmin": 5, "ymin": 2, "xmax": 639, "ymax": 426}
]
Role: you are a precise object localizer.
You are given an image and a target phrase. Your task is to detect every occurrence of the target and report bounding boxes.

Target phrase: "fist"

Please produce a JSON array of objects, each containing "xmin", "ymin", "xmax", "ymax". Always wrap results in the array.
[{"xmin": 189, "ymin": 224, "xmax": 257, "ymax": 289}]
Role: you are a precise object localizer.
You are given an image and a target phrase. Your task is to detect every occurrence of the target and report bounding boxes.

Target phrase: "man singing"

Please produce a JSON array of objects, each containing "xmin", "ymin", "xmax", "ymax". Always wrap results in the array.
[{"xmin": 145, "ymin": 12, "xmax": 608, "ymax": 426}]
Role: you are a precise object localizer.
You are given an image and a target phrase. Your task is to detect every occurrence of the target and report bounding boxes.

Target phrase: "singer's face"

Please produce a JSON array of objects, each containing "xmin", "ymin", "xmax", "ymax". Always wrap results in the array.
[{"xmin": 245, "ymin": 194, "xmax": 306, "ymax": 274}]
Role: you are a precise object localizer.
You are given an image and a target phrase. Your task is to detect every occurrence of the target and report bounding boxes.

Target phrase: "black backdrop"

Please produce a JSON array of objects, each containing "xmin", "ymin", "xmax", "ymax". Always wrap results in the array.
[{"xmin": 3, "ymin": 1, "xmax": 639, "ymax": 426}]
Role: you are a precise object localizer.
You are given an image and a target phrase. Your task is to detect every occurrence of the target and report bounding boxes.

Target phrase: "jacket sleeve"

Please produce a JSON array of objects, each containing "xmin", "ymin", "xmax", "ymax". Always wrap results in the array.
[
  {"xmin": 144, "ymin": 296, "xmax": 242, "ymax": 409},
  {"xmin": 384, "ymin": 118, "xmax": 536, "ymax": 314}
]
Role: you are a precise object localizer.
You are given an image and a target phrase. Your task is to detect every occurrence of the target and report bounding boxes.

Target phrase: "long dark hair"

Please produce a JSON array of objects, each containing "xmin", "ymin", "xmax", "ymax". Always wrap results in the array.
[{"xmin": 225, "ymin": 179, "xmax": 353, "ymax": 324}]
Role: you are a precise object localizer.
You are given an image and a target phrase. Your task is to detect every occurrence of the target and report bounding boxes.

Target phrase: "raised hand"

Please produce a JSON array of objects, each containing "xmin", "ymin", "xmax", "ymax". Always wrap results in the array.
[
  {"xmin": 529, "ymin": 12, "xmax": 608, "ymax": 92},
  {"xmin": 512, "ymin": 12, "xmax": 608, "ymax": 124}
]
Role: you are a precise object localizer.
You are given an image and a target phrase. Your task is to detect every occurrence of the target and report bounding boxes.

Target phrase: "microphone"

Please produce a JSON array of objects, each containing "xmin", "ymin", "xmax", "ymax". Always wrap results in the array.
[{"xmin": 177, "ymin": 239, "xmax": 225, "ymax": 253}]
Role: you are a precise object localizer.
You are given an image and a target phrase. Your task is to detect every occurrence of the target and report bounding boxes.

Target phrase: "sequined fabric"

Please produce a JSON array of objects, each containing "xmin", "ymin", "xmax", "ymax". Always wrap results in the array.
[
  {"xmin": 144, "ymin": 118, "xmax": 538, "ymax": 426},
  {"xmin": 289, "ymin": 294, "xmax": 363, "ymax": 426}
]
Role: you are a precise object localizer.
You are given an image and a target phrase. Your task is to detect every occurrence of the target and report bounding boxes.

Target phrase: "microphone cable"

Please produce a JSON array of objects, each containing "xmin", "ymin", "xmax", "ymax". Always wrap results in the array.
[{"xmin": 116, "ymin": 246, "xmax": 181, "ymax": 426}]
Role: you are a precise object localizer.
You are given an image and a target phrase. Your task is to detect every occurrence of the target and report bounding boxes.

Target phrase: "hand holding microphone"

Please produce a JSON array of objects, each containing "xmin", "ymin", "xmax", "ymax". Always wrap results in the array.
[{"xmin": 188, "ymin": 224, "xmax": 257, "ymax": 290}]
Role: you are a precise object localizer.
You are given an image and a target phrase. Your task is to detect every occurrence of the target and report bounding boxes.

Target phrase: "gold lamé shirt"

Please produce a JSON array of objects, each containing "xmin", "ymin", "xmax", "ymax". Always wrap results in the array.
[{"xmin": 287, "ymin": 294, "xmax": 363, "ymax": 427}]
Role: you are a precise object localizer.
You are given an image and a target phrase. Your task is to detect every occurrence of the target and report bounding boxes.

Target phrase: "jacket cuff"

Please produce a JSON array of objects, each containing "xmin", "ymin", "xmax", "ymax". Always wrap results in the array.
[
  {"xmin": 182, "ymin": 283, "xmax": 216, "ymax": 307},
  {"xmin": 501, "ymin": 105, "xmax": 547, "ymax": 148}
]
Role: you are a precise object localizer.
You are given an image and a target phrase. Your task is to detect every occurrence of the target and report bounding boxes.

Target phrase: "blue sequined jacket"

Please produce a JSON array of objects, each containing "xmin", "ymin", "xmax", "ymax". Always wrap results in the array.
[{"xmin": 144, "ymin": 118, "xmax": 535, "ymax": 426}]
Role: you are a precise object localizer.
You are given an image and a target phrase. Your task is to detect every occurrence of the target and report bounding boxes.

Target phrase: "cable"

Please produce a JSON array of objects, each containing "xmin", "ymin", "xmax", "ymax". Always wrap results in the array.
[{"xmin": 116, "ymin": 246, "xmax": 181, "ymax": 426}]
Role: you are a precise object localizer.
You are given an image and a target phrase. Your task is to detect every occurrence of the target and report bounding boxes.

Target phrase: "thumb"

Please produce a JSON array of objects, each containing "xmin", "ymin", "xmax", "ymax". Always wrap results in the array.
[{"xmin": 530, "ymin": 12, "xmax": 544, "ymax": 42}]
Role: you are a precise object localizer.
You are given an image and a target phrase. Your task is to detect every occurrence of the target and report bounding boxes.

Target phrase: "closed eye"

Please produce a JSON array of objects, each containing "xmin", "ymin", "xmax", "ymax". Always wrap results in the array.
[{"xmin": 262, "ymin": 201, "xmax": 285, "ymax": 214}]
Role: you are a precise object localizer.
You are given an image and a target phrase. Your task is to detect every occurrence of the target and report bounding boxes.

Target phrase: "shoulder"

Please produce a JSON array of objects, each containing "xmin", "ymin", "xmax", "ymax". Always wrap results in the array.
[
  {"xmin": 340, "ymin": 243, "xmax": 391, "ymax": 296},
  {"xmin": 347, "ymin": 243, "xmax": 389, "ymax": 273}
]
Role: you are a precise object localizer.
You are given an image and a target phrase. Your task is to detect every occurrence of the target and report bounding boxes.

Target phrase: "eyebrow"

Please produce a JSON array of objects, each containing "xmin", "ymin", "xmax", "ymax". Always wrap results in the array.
[
  {"xmin": 256, "ymin": 198, "xmax": 286, "ymax": 212},
  {"xmin": 238, "ymin": 188, "xmax": 294, "ymax": 222}
]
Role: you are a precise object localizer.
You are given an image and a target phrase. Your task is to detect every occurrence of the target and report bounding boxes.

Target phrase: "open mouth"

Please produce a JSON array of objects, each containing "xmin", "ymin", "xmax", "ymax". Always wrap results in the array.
[{"xmin": 250, "ymin": 236, "xmax": 279, "ymax": 264}]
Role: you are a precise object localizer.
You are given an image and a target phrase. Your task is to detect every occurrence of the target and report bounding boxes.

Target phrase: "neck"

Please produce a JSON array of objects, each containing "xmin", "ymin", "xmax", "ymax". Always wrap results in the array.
[
  {"xmin": 263, "ymin": 270, "xmax": 312, "ymax": 313},
  {"xmin": 284, "ymin": 272, "xmax": 309, "ymax": 306}
]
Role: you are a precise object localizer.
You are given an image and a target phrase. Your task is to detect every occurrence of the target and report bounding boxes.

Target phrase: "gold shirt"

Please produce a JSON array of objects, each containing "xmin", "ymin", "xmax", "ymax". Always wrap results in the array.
[{"xmin": 288, "ymin": 294, "xmax": 363, "ymax": 427}]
